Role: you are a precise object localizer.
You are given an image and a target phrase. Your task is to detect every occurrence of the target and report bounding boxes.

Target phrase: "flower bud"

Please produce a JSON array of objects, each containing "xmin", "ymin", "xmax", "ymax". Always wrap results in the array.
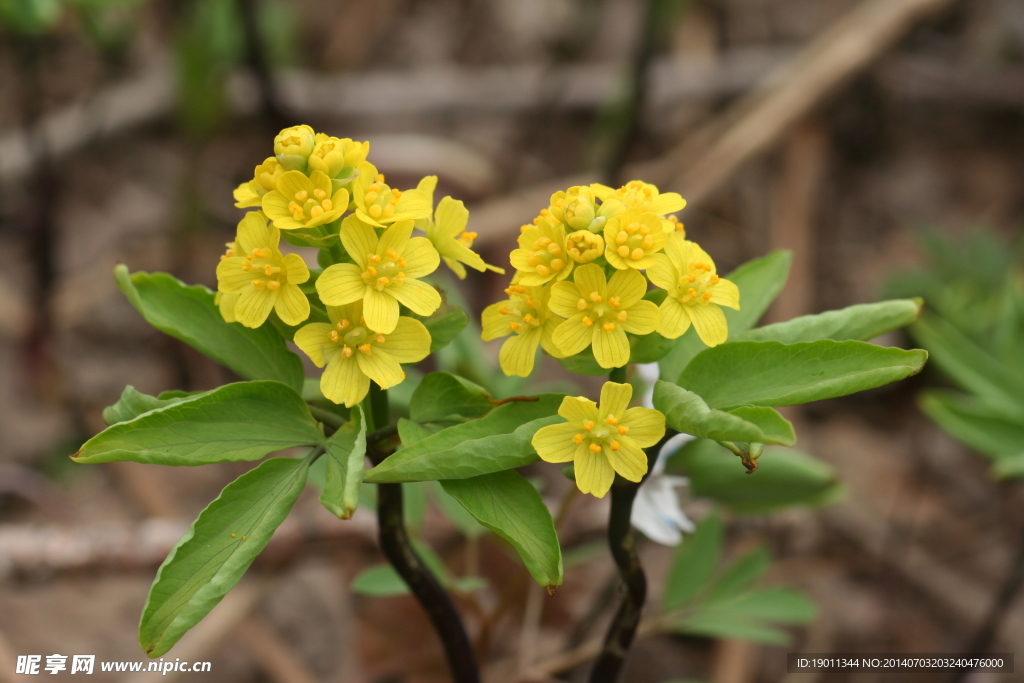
[
  {"xmin": 273, "ymin": 124, "xmax": 315, "ymax": 171},
  {"xmin": 308, "ymin": 135, "xmax": 370, "ymax": 189}
]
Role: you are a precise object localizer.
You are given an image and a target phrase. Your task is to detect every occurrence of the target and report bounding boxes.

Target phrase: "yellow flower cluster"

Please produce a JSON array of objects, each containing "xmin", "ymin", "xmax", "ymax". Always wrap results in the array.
[
  {"xmin": 483, "ymin": 180, "xmax": 740, "ymax": 376},
  {"xmin": 217, "ymin": 125, "xmax": 501, "ymax": 407}
]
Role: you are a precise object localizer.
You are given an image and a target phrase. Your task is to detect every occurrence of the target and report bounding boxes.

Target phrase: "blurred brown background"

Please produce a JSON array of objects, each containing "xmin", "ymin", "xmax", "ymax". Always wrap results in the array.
[{"xmin": 0, "ymin": 0, "xmax": 1023, "ymax": 681}]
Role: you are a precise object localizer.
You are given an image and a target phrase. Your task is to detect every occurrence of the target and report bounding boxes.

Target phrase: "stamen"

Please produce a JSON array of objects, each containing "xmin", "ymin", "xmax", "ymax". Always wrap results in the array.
[
  {"xmin": 386, "ymin": 249, "xmax": 399, "ymax": 259},
  {"xmin": 582, "ymin": 316, "xmax": 593, "ymax": 327},
  {"xmin": 358, "ymin": 344, "xmax": 372, "ymax": 354},
  {"xmin": 266, "ymin": 280, "xmax": 281, "ymax": 291},
  {"xmin": 342, "ymin": 346, "xmax": 353, "ymax": 357},
  {"xmin": 294, "ymin": 190, "xmax": 308, "ymax": 201},
  {"xmin": 630, "ymin": 248, "xmax": 645, "ymax": 260},
  {"xmin": 577, "ymin": 299, "xmax": 588, "ymax": 311},
  {"xmin": 369, "ymin": 254, "xmax": 381, "ymax": 263},
  {"xmin": 589, "ymin": 291, "xmax": 602, "ymax": 303},
  {"xmin": 313, "ymin": 188, "xmax": 327, "ymax": 199},
  {"xmin": 337, "ymin": 320, "xmax": 350, "ymax": 329},
  {"xmin": 573, "ymin": 434, "xmax": 584, "ymax": 445},
  {"xmin": 535, "ymin": 264, "xmax": 550, "ymax": 276},
  {"xmin": 368, "ymin": 204, "xmax": 383, "ymax": 218},
  {"xmin": 584, "ymin": 420, "xmax": 595, "ymax": 431},
  {"xmin": 588, "ymin": 443, "xmax": 602, "ymax": 453},
  {"xmin": 618, "ymin": 425, "xmax": 629, "ymax": 435},
  {"xmin": 602, "ymin": 322, "xmax": 616, "ymax": 331},
  {"xmin": 605, "ymin": 415, "xmax": 619, "ymax": 426},
  {"xmin": 608, "ymin": 297, "xmax": 620, "ymax": 308},
  {"xmin": 610, "ymin": 441, "xmax": 620, "ymax": 451},
  {"xmin": 550, "ymin": 259, "xmax": 565, "ymax": 271},
  {"xmin": 375, "ymin": 334, "xmax": 386, "ymax": 343},
  {"xmin": 330, "ymin": 330, "xmax": 339, "ymax": 342},
  {"xmin": 617, "ymin": 246, "xmax": 630, "ymax": 258},
  {"xmin": 251, "ymin": 280, "xmax": 265, "ymax": 289},
  {"xmin": 617, "ymin": 311, "xmax": 628, "ymax": 322}
]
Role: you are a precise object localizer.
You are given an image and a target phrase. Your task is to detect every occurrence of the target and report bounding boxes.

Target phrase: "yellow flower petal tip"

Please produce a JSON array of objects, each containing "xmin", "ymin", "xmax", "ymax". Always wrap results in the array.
[{"xmin": 531, "ymin": 381, "xmax": 666, "ymax": 497}]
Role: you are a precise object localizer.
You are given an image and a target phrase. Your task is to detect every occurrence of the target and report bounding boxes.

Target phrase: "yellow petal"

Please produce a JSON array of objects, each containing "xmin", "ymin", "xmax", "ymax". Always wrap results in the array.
[
  {"xmin": 294, "ymin": 323, "xmax": 336, "ymax": 367},
  {"xmin": 498, "ymin": 329, "xmax": 541, "ymax": 377},
  {"xmin": 388, "ymin": 279, "xmax": 441, "ymax": 317},
  {"xmin": 216, "ymin": 257, "xmax": 255, "ymax": 292},
  {"xmin": 393, "ymin": 188, "xmax": 433, "ymax": 221},
  {"xmin": 540, "ymin": 316, "xmax": 566, "ymax": 357},
  {"xmin": 607, "ymin": 439, "xmax": 647, "ymax": 482},
  {"xmin": 646, "ymin": 253, "xmax": 678, "ymax": 292},
  {"xmin": 657, "ymin": 298, "xmax": 692, "ymax": 339},
  {"xmin": 622, "ymin": 407, "xmax": 666, "ymax": 448},
  {"xmin": 651, "ymin": 192, "xmax": 686, "ymax": 216},
  {"xmin": 235, "ymin": 285, "xmax": 276, "ymax": 328},
  {"xmin": 435, "ymin": 196, "xmax": 468, "ymax": 238},
  {"xmin": 351, "ymin": 161, "xmax": 376, "ymax": 205},
  {"xmin": 709, "ymin": 278, "xmax": 740, "ymax": 310},
  {"xmin": 663, "ymin": 233, "xmax": 689, "ymax": 268},
  {"xmin": 689, "ymin": 303, "xmax": 728, "ymax": 347},
  {"xmin": 322, "ymin": 355, "xmax": 370, "ymax": 407},
  {"xmin": 607, "ymin": 269, "xmax": 647, "ymax": 308},
  {"xmin": 383, "ymin": 317, "xmax": 432, "ymax": 363},
  {"xmin": 237, "ymin": 212, "xmax": 277, "ymax": 252},
  {"xmin": 327, "ymin": 302, "xmax": 362, "ymax": 326},
  {"xmin": 574, "ymin": 447, "xmax": 615, "ymax": 497},
  {"xmin": 443, "ymin": 256, "xmax": 469, "ymax": 279},
  {"xmin": 216, "ymin": 291, "xmax": 238, "ymax": 323},
  {"xmin": 552, "ymin": 314, "xmax": 593, "ymax": 357},
  {"xmin": 281, "ymin": 252, "xmax": 310, "ymax": 285},
  {"xmin": 363, "ymin": 287, "xmax": 400, "ymax": 334},
  {"xmin": 600, "ymin": 381, "xmax": 633, "ymax": 419},
  {"xmin": 400, "ymin": 237, "xmax": 441, "ymax": 279},
  {"xmin": 572, "ymin": 264, "xmax": 607, "ymax": 300},
  {"xmin": 274, "ymin": 283, "xmax": 310, "ymax": 326},
  {"xmin": 548, "ymin": 280, "xmax": 583, "ymax": 319},
  {"xmin": 356, "ymin": 347, "xmax": 406, "ymax": 389},
  {"xmin": 261, "ymin": 192, "xmax": 306, "ymax": 231},
  {"xmin": 317, "ymin": 264, "xmax": 366, "ymax": 306},
  {"xmin": 233, "ymin": 181, "xmax": 261, "ymax": 208},
  {"xmin": 481, "ymin": 301, "xmax": 514, "ymax": 341},
  {"xmin": 684, "ymin": 240, "xmax": 717, "ymax": 273},
  {"xmin": 592, "ymin": 327, "xmax": 629, "ymax": 369},
  {"xmin": 340, "ymin": 215, "xmax": 377, "ymax": 268},
  {"xmin": 603, "ymin": 246, "xmax": 630, "ymax": 270},
  {"xmin": 621, "ymin": 300, "xmax": 659, "ymax": 335},
  {"xmin": 532, "ymin": 422, "xmax": 583, "ymax": 463},
  {"xmin": 557, "ymin": 395, "xmax": 598, "ymax": 423},
  {"xmin": 309, "ymin": 170, "xmax": 333, "ymax": 197},
  {"xmin": 275, "ymin": 170, "xmax": 311, "ymax": 202},
  {"xmin": 378, "ymin": 220, "xmax": 415, "ymax": 257},
  {"xmin": 417, "ymin": 175, "xmax": 438, "ymax": 201}
]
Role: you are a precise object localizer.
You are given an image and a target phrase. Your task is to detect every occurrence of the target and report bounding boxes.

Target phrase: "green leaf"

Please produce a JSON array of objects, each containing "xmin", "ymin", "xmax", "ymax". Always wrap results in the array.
[
  {"xmin": 398, "ymin": 418, "xmax": 437, "ymax": 447},
  {"xmin": 711, "ymin": 546, "xmax": 771, "ymax": 600},
  {"xmin": 416, "ymin": 304, "xmax": 469, "ymax": 353},
  {"xmin": 114, "ymin": 266, "xmax": 304, "ymax": 392},
  {"xmin": 410, "ymin": 372, "xmax": 493, "ymax": 423},
  {"xmin": 103, "ymin": 386, "xmax": 191, "ymax": 426},
  {"xmin": 734, "ymin": 299, "xmax": 921, "ymax": 344},
  {"xmin": 663, "ymin": 513, "xmax": 723, "ymax": 611},
  {"xmin": 669, "ymin": 440, "xmax": 843, "ymax": 514},
  {"xmin": 74, "ymin": 381, "xmax": 324, "ymax": 466},
  {"xmin": 678, "ymin": 340, "xmax": 927, "ymax": 410},
  {"xmin": 671, "ymin": 612, "xmax": 793, "ymax": 646},
  {"xmin": 432, "ymin": 482, "xmax": 487, "ymax": 538},
  {"xmin": 653, "ymin": 382, "xmax": 795, "ymax": 446},
  {"xmin": 919, "ymin": 391, "xmax": 1024, "ymax": 467},
  {"xmin": 320, "ymin": 406, "xmax": 367, "ymax": 519},
  {"xmin": 139, "ymin": 456, "xmax": 310, "ymax": 656},
  {"xmin": 364, "ymin": 396, "xmax": 564, "ymax": 483},
  {"xmin": 710, "ymin": 587, "xmax": 817, "ymax": 624},
  {"xmin": 350, "ymin": 564, "xmax": 409, "ymax": 596},
  {"xmin": 440, "ymin": 470, "xmax": 563, "ymax": 588},
  {"xmin": 660, "ymin": 250, "xmax": 792, "ymax": 380},
  {"xmin": 911, "ymin": 314, "xmax": 1024, "ymax": 413}
]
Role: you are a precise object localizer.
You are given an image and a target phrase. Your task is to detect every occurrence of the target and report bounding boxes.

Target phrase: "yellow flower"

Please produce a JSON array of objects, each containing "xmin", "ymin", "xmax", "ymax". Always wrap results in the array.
[
  {"xmin": 549, "ymin": 264, "xmax": 659, "ymax": 369},
  {"xmin": 647, "ymin": 236, "xmax": 740, "ymax": 346},
  {"xmin": 416, "ymin": 175, "xmax": 504, "ymax": 279},
  {"xmin": 316, "ymin": 216, "xmax": 441, "ymax": 333},
  {"xmin": 215, "ymin": 240, "xmax": 240, "ymax": 322},
  {"xmin": 274, "ymin": 124, "xmax": 316, "ymax": 170},
  {"xmin": 215, "ymin": 213, "xmax": 311, "ymax": 328},
  {"xmin": 308, "ymin": 134, "xmax": 370, "ymax": 191},
  {"xmin": 233, "ymin": 157, "xmax": 286, "ymax": 208},
  {"xmin": 548, "ymin": 185, "xmax": 608, "ymax": 233},
  {"xmin": 663, "ymin": 214, "xmax": 686, "ymax": 236},
  {"xmin": 261, "ymin": 170, "xmax": 348, "ymax": 231},
  {"xmin": 294, "ymin": 301, "xmax": 430, "ymax": 407},
  {"xmin": 603, "ymin": 208, "xmax": 667, "ymax": 270},
  {"xmin": 532, "ymin": 382, "xmax": 666, "ymax": 497},
  {"xmin": 481, "ymin": 283, "xmax": 564, "ymax": 377},
  {"xmin": 351, "ymin": 162, "xmax": 432, "ymax": 228},
  {"xmin": 565, "ymin": 230, "xmax": 605, "ymax": 264},
  {"xmin": 510, "ymin": 216, "xmax": 573, "ymax": 286},
  {"xmin": 594, "ymin": 180, "xmax": 686, "ymax": 221}
]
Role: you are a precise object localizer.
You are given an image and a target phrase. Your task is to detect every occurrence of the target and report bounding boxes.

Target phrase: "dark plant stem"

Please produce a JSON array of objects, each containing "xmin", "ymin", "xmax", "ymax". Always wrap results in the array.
[
  {"xmin": 366, "ymin": 385, "xmax": 480, "ymax": 683},
  {"xmin": 949, "ymin": 525, "xmax": 1024, "ymax": 683}
]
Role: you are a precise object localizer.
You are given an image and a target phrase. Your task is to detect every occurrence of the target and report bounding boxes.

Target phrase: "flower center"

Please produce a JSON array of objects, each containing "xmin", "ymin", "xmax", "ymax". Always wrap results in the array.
[
  {"xmin": 566, "ymin": 231, "xmax": 603, "ymax": 263},
  {"xmin": 328, "ymin": 317, "xmax": 386, "ymax": 357},
  {"xmin": 287, "ymin": 187, "xmax": 334, "ymax": 223},
  {"xmin": 239, "ymin": 248, "xmax": 286, "ymax": 292},
  {"xmin": 255, "ymin": 160, "xmax": 283, "ymax": 193},
  {"xmin": 500, "ymin": 285, "xmax": 544, "ymax": 335},
  {"xmin": 571, "ymin": 414, "xmax": 630, "ymax": 453},
  {"xmin": 616, "ymin": 182, "xmax": 656, "ymax": 211},
  {"xmin": 612, "ymin": 221, "xmax": 655, "ymax": 261},
  {"xmin": 361, "ymin": 249, "xmax": 408, "ymax": 291},
  {"xmin": 525, "ymin": 236, "xmax": 566, "ymax": 277},
  {"xmin": 676, "ymin": 262, "xmax": 718, "ymax": 306},
  {"xmin": 362, "ymin": 174, "xmax": 399, "ymax": 220},
  {"xmin": 457, "ymin": 230, "xmax": 478, "ymax": 248},
  {"xmin": 575, "ymin": 290, "xmax": 628, "ymax": 332}
]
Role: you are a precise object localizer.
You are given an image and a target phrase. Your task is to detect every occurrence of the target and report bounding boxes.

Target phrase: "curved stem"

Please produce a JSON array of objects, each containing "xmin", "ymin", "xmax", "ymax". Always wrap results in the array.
[{"xmin": 366, "ymin": 385, "xmax": 480, "ymax": 683}]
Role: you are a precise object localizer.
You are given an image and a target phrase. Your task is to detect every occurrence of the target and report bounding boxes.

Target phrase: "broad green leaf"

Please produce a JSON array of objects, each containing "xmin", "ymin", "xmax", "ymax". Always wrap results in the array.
[
  {"xmin": 710, "ymin": 587, "xmax": 817, "ymax": 624},
  {"xmin": 74, "ymin": 381, "xmax": 324, "ymax": 465},
  {"xmin": 678, "ymin": 340, "xmax": 927, "ymax": 410},
  {"xmin": 919, "ymin": 391, "xmax": 1024, "ymax": 469},
  {"xmin": 320, "ymin": 407, "xmax": 367, "ymax": 519},
  {"xmin": 139, "ymin": 456, "xmax": 310, "ymax": 656},
  {"xmin": 103, "ymin": 386, "xmax": 191, "ymax": 425},
  {"xmin": 663, "ymin": 513, "xmax": 722, "ymax": 611},
  {"xmin": 114, "ymin": 266, "xmax": 304, "ymax": 392},
  {"xmin": 710, "ymin": 546, "xmax": 771, "ymax": 600},
  {"xmin": 398, "ymin": 418, "xmax": 437, "ymax": 447},
  {"xmin": 994, "ymin": 456, "xmax": 1024, "ymax": 479},
  {"xmin": 441, "ymin": 470, "xmax": 563, "ymax": 588},
  {"xmin": 416, "ymin": 303, "xmax": 469, "ymax": 353},
  {"xmin": 734, "ymin": 299, "xmax": 921, "ymax": 344},
  {"xmin": 660, "ymin": 250, "xmax": 792, "ymax": 380},
  {"xmin": 410, "ymin": 372, "xmax": 493, "ymax": 423},
  {"xmin": 653, "ymin": 382, "xmax": 795, "ymax": 446},
  {"xmin": 911, "ymin": 314, "xmax": 1024, "ymax": 413},
  {"xmin": 364, "ymin": 396, "xmax": 564, "ymax": 483},
  {"xmin": 432, "ymin": 482, "xmax": 486, "ymax": 538},
  {"xmin": 672, "ymin": 612, "xmax": 792, "ymax": 646},
  {"xmin": 669, "ymin": 440, "xmax": 843, "ymax": 514}
]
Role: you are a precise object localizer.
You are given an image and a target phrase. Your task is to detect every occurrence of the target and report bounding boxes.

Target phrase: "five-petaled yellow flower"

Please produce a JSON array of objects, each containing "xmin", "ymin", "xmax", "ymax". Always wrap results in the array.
[
  {"xmin": 316, "ymin": 216, "xmax": 441, "ymax": 333},
  {"xmin": 351, "ymin": 162, "xmax": 432, "ymax": 228},
  {"xmin": 510, "ymin": 216, "xmax": 574, "ymax": 286},
  {"xmin": 647, "ymin": 235, "xmax": 740, "ymax": 347},
  {"xmin": 603, "ymin": 208, "xmax": 667, "ymax": 270},
  {"xmin": 215, "ymin": 213, "xmax": 310, "ymax": 328},
  {"xmin": 262, "ymin": 170, "xmax": 348, "ymax": 231},
  {"xmin": 532, "ymin": 382, "xmax": 666, "ymax": 497},
  {"xmin": 233, "ymin": 157, "xmax": 286, "ymax": 208},
  {"xmin": 549, "ymin": 264, "xmax": 659, "ymax": 369},
  {"xmin": 481, "ymin": 283, "xmax": 564, "ymax": 377},
  {"xmin": 294, "ymin": 301, "xmax": 431, "ymax": 407},
  {"xmin": 416, "ymin": 176, "xmax": 504, "ymax": 279}
]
